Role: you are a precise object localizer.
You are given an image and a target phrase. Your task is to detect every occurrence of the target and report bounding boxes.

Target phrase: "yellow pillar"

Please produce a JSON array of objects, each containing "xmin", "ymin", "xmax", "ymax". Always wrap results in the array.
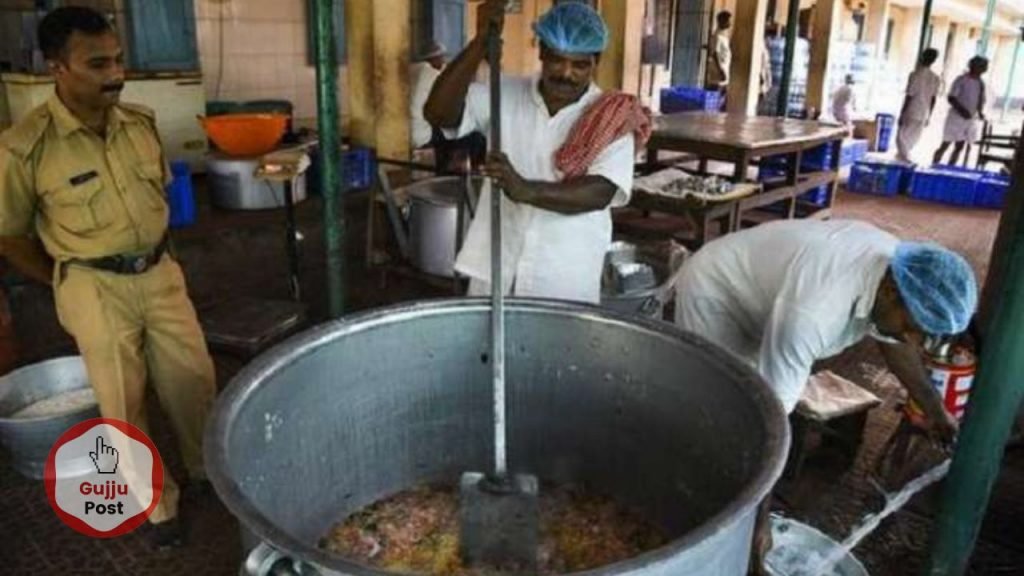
[
  {"xmin": 806, "ymin": 0, "xmax": 840, "ymax": 114},
  {"xmin": 864, "ymin": 0, "xmax": 890, "ymax": 107},
  {"xmin": 773, "ymin": 0, "xmax": 789, "ymax": 26},
  {"xmin": 596, "ymin": 0, "xmax": 644, "ymax": 94},
  {"xmin": 931, "ymin": 16, "xmax": 951, "ymax": 54},
  {"xmin": 982, "ymin": 33, "xmax": 1000, "ymax": 62},
  {"xmin": 896, "ymin": 7, "xmax": 924, "ymax": 77},
  {"xmin": 864, "ymin": 0, "xmax": 890, "ymax": 57},
  {"xmin": 725, "ymin": 0, "xmax": 769, "ymax": 116},
  {"xmin": 944, "ymin": 20, "xmax": 972, "ymax": 87},
  {"xmin": 992, "ymin": 34, "xmax": 1017, "ymax": 103},
  {"xmin": 468, "ymin": 0, "xmax": 552, "ymax": 77},
  {"xmin": 372, "ymin": 0, "xmax": 411, "ymax": 161},
  {"xmin": 345, "ymin": 0, "xmax": 376, "ymax": 147}
]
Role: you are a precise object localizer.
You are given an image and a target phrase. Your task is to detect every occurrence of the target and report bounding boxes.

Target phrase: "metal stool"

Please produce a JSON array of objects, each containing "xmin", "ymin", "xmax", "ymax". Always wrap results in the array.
[{"xmin": 201, "ymin": 298, "xmax": 308, "ymax": 359}]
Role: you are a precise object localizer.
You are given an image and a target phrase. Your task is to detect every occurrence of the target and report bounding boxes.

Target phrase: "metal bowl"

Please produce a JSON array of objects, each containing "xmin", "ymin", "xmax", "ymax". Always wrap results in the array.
[
  {"xmin": 0, "ymin": 356, "xmax": 99, "ymax": 479},
  {"xmin": 766, "ymin": 516, "xmax": 869, "ymax": 576}
]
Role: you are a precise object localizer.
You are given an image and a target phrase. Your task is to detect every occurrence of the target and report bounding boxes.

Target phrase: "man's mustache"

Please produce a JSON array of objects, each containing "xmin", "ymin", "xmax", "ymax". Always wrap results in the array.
[{"xmin": 101, "ymin": 82, "xmax": 125, "ymax": 93}]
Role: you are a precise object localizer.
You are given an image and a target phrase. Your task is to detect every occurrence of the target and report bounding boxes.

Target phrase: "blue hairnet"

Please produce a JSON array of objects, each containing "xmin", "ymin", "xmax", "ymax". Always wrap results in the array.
[
  {"xmin": 891, "ymin": 242, "xmax": 978, "ymax": 335},
  {"xmin": 533, "ymin": 1, "xmax": 609, "ymax": 55}
]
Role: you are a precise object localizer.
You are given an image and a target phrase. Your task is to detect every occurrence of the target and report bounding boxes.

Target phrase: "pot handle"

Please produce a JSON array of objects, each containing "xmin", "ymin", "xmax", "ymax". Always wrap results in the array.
[
  {"xmin": 653, "ymin": 247, "xmax": 692, "ymax": 308},
  {"xmin": 377, "ymin": 166, "xmax": 411, "ymax": 259},
  {"xmin": 244, "ymin": 541, "xmax": 320, "ymax": 576},
  {"xmin": 639, "ymin": 296, "xmax": 661, "ymax": 316}
]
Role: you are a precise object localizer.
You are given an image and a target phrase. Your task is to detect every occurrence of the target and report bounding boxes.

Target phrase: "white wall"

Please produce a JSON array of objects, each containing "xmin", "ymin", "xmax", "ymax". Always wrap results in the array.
[{"xmin": 193, "ymin": 0, "xmax": 347, "ymax": 123}]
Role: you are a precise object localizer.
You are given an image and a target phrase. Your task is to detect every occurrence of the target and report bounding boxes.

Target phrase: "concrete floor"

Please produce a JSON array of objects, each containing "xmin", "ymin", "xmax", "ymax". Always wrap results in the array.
[{"xmin": 2, "ymin": 180, "xmax": 1022, "ymax": 575}]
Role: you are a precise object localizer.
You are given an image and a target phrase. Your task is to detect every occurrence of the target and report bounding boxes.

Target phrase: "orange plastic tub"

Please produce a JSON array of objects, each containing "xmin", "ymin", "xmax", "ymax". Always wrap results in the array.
[{"xmin": 198, "ymin": 113, "xmax": 288, "ymax": 157}]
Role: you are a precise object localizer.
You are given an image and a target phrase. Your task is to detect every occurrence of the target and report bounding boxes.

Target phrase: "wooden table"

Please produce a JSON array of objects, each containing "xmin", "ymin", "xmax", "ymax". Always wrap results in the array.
[
  {"xmin": 646, "ymin": 113, "xmax": 849, "ymax": 225},
  {"xmin": 625, "ymin": 181, "xmax": 761, "ymax": 248}
]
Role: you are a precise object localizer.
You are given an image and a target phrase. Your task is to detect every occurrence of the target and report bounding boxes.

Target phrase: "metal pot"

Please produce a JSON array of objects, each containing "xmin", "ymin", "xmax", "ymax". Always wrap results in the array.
[
  {"xmin": 601, "ymin": 242, "xmax": 690, "ymax": 320},
  {"xmin": 0, "ymin": 356, "xmax": 99, "ymax": 479},
  {"xmin": 207, "ymin": 152, "xmax": 309, "ymax": 211},
  {"xmin": 381, "ymin": 175, "xmax": 479, "ymax": 278},
  {"xmin": 207, "ymin": 299, "xmax": 789, "ymax": 576}
]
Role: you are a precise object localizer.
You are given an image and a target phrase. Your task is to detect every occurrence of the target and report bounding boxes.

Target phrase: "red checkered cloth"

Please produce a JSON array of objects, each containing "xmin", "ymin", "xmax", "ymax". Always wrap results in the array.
[{"xmin": 555, "ymin": 91, "xmax": 652, "ymax": 180}]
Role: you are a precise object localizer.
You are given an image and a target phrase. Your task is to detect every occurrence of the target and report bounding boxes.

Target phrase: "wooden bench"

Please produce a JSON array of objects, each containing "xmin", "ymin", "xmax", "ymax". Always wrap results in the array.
[{"xmin": 785, "ymin": 371, "xmax": 882, "ymax": 481}]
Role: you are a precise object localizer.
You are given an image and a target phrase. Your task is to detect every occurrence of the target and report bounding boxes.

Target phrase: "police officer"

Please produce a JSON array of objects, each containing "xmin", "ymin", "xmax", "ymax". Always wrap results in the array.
[{"xmin": 0, "ymin": 7, "xmax": 214, "ymax": 548}]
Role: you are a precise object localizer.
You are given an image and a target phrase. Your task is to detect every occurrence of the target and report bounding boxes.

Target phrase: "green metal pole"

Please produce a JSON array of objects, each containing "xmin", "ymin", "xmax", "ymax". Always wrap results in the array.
[
  {"xmin": 978, "ymin": 0, "xmax": 997, "ymax": 56},
  {"xmin": 776, "ymin": 0, "xmax": 800, "ymax": 117},
  {"xmin": 917, "ymin": 0, "xmax": 934, "ymax": 63},
  {"xmin": 1002, "ymin": 34, "xmax": 1022, "ymax": 121},
  {"xmin": 313, "ymin": 0, "xmax": 345, "ymax": 318},
  {"xmin": 926, "ymin": 141, "xmax": 1024, "ymax": 575}
]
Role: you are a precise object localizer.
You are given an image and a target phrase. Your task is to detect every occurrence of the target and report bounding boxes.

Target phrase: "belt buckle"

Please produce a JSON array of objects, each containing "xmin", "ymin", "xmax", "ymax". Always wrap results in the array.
[{"xmin": 132, "ymin": 256, "xmax": 148, "ymax": 274}]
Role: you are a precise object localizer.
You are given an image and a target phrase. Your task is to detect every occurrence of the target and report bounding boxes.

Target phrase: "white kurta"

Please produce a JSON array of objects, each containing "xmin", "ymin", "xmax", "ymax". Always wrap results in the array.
[
  {"xmin": 706, "ymin": 31, "xmax": 732, "ymax": 88},
  {"xmin": 674, "ymin": 220, "xmax": 900, "ymax": 413},
  {"xmin": 831, "ymin": 85, "xmax": 856, "ymax": 125},
  {"xmin": 410, "ymin": 62, "xmax": 442, "ymax": 149},
  {"xmin": 897, "ymin": 67, "xmax": 943, "ymax": 162},
  {"xmin": 448, "ymin": 76, "xmax": 636, "ymax": 303},
  {"xmin": 903, "ymin": 67, "xmax": 943, "ymax": 122},
  {"xmin": 942, "ymin": 73, "xmax": 984, "ymax": 143}
]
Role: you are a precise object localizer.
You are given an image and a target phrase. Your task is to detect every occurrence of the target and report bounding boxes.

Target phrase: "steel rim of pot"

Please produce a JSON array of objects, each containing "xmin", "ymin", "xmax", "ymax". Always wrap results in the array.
[{"xmin": 205, "ymin": 298, "xmax": 790, "ymax": 575}]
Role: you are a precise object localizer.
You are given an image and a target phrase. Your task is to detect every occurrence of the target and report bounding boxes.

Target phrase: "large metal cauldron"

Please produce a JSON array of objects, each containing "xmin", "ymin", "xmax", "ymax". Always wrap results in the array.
[{"xmin": 207, "ymin": 300, "xmax": 789, "ymax": 576}]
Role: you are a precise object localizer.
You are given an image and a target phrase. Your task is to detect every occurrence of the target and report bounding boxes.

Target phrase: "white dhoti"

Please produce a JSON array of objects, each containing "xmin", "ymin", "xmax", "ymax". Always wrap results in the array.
[
  {"xmin": 895, "ymin": 119, "xmax": 926, "ymax": 163},
  {"xmin": 942, "ymin": 114, "xmax": 980, "ymax": 144}
]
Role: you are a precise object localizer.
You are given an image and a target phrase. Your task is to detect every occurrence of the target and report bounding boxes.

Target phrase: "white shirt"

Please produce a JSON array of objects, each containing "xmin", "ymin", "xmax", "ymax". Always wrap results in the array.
[
  {"xmin": 759, "ymin": 43, "xmax": 773, "ymax": 95},
  {"xmin": 904, "ymin": 66, "xmax": 942, "ymax": 122},
  {"xmin": 708, "ymin": 30, "xmax": 732, "ymax": 87},
  {"xmin": 831, "ymin": 85, "xmax": 856, "ymax": 123},
  {"xmin": 675, "ymin": 220, "xmax": 899, "ymax": 413},
  {"xmin": 948, "ymin": 73, "xmax": 984, "ymax": 118},
  {"xmin": 410, "ymin": 62, "xmax": 442, "ymax": 148},
  {"xmin": 447, "ymin": 76, "xmax": 636, "ymax": 303}
]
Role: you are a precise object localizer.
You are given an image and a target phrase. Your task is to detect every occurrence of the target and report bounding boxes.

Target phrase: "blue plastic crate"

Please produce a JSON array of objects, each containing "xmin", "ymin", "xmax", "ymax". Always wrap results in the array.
[
  {"xmin": 308, "ymin": 147, "xmax": 375, "ymax": 193},
  {"xmin": 975, "ymin": 174, "xmax": 1011, "ymax": 209},
  {"xmin": 166, "ymin": 161, "xmax": 196, "ymax": 228},
  {"xmin": 801, "ymin": 185, "xmax": 829, "ymax": 206},
  {"xmin": 848, "ymin": 161, "xmax": 905, "ymax": 196},
  {"xmin": 910, "ymin": 167, "xmax": 982, "ymax": 206},
  {"xmin": 760, "ymin": 149, "xmax": 824, "ymax": 173},
  {"xmin": 758, "ymin": 164, "xmax": 787, "ymax": 181},
  {"xmin": 660, "ymin": 86, "xmax": 722, "ymax": 113},
  {"xmin": 342, "ymin": 148, "xmax": 375, "ymax": 189},
  {"xmin": 802, "ymin": 145, "xmax": 831, "ymax": 171},
  {"xmin": 876, "ymin": 114, "xmax": 895, "ymax": 153},
  {"xmin": 842, "ymin": 139, "xmax": 869, "ymax": 165},
  {"xmin": 765, "ymin": 139, "xmax": 868, "ymax": 172},
  {"xmin": 757, "ymin": 164, "xmax": 829, "ymax": 208}
]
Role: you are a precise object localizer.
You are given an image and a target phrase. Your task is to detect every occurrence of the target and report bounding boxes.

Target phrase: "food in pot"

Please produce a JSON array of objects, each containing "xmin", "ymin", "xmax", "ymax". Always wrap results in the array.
[
  {"xmin": 9, "ymin": 388, "xmax": 96, "ymax": 419},
  {"xmin": 320, "ymin": 483, "xmax": 667, "ymax": 575}
]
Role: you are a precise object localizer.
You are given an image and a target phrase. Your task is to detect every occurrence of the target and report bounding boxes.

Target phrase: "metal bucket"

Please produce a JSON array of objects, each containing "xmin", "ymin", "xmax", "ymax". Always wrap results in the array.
[
  {"xmin": 207, "ymin": 300, "xmax": 789, "ymax": 576},
  {"xmin": 765, "ymin": 516, "xmax": 869, "ymax": 576},
  {"xmin": 407, "ymin": 177, "xmax": 471, "ymax": 278},
  {"xmin": 0, "ymin": 356, "xmax": 99, "ymax": 479},
  {"xmin": 381, "ymin": 175, "xmax": 479, "ymax": 278}
]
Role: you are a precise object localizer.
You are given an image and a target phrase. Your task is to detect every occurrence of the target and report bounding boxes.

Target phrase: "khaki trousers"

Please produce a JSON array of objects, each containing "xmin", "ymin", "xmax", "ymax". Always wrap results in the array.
[{"xmin": 54, "ymin": 255, "xmax": 215, "ymax": 524}]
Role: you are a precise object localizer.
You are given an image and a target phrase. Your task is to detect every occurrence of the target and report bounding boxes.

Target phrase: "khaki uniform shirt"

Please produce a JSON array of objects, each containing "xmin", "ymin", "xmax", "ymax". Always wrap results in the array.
[{"xmin": 0, "ymin": 95, "xmax": 170, "ymax": 261}]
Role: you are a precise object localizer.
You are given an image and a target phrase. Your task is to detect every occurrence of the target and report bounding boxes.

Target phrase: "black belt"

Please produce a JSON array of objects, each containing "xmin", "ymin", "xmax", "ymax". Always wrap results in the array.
[{"xmin": 69, "ymin": 237, "xmax": 169, "ymax": 275}]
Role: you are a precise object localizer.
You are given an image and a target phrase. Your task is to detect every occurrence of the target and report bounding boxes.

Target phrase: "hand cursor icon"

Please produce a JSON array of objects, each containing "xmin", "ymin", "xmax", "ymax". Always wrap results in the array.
[{"xmin": 89, "ymin": 436, "xmax": 119, "ymax": 474}]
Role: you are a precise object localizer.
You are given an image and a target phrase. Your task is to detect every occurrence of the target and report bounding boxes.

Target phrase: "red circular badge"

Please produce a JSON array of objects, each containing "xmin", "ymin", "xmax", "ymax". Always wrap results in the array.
[{"xmin": 44, "ymin": 418, "xmax": 164, "ymax": 538}]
